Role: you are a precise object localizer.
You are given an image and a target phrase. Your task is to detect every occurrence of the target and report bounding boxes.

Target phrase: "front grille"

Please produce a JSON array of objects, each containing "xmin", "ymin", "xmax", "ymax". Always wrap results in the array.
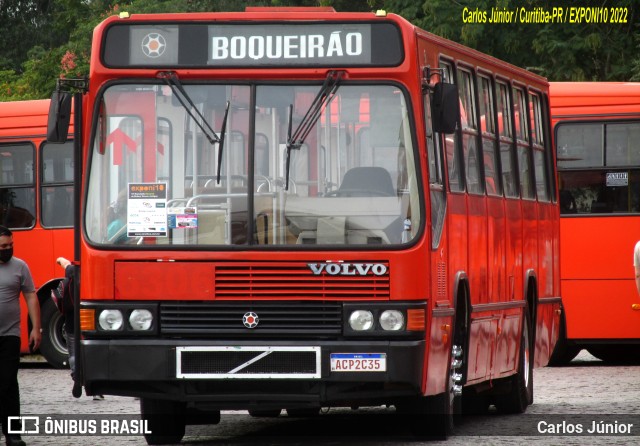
[
  {"xmin": 160, "ymin": 301, "xmax": 342, "ymax": 336},
  {"xmin": 176, "ymin": 346, "xmax": 321, "ymax": 379},
  {"xmin": 214, "ymin": 261, "xmax": 390, "ymax": 299}
]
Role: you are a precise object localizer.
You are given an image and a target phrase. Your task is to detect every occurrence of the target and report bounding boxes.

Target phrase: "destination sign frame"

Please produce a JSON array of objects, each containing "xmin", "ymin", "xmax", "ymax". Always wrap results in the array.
[{"xmin": 102, "ymin": 21, "xmax": 404, "ymax": 68}]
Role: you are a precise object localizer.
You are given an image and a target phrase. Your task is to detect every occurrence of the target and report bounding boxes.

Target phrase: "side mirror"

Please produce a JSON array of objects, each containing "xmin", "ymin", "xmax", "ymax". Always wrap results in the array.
[
  {"xmin": 47, "ymin": 91, "xmax": 73, "ymax": 143},
  {"xmin": 431, "ymin": 82, "xmax": 459, "ymax": 134}
]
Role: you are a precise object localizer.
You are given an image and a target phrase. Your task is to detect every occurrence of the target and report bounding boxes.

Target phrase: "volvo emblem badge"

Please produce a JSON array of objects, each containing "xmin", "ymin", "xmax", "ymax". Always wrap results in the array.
[{"xmin": 243, "ymin": 312, "xmax": 259, "ymax": 329}]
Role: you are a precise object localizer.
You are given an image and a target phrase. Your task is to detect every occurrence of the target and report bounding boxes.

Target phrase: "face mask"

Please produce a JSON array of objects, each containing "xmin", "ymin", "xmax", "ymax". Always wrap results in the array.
[{"xmin": 0, "ymin": 248, "xmax": 13, "ymax": 263}]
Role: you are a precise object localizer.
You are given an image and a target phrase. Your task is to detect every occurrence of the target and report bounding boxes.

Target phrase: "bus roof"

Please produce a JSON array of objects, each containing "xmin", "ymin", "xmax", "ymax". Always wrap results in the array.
[
  {"xmin": 550, "ymin": 82, "xmax": 640, "ymax": 120},
  {"xmin": 0, "ymin": 99, "xmax": 51, "ymax": 140}
]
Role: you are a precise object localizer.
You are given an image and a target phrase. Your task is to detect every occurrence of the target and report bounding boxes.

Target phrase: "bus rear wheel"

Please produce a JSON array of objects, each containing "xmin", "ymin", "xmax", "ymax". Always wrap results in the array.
[
  {"xmin": 39, "ymin": 298, "xmax": 69, "ymax": 369},
  {"xmin": 140, "ymin": 398, "xmax": 186, "ymax": 445}
]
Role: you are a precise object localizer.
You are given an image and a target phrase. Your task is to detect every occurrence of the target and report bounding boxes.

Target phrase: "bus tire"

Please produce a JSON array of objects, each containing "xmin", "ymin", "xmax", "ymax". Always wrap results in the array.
[
  {"xmin": 461, "ymin": 388, "xmax": 489, "ymax": 415},
  {"xmin": 140, "ymin": 398, "xmax": 186, "ymax": 445},
  {"xmin": 397, "ymin": 329, "xmax": 465, "ymax": 439},
  {"xmin": 494, "ymin": 308, "xmax": 533, "ymax": 414},
  {"xmin": 39, "ymin": 298, "xmax": 69, "ymax": 369},
  {"xmin": 396, "ymin": 393, "xmax": 448, "ymax": 440}
]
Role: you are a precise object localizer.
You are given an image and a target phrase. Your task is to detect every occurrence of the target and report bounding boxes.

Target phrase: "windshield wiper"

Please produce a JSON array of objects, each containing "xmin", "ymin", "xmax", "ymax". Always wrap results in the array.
[
  {"xmin": 158, "ymin": 71, "xmax": 220, "ymax": 145},
  {"xmin": 159, "ymin": 72, "xmax": 231, "ymax": 185},
  {"xmin": 216, "ymin": 101, "xmax": 230, "ymax": 184},
  {"xmin": 284, "ymin": 70, "xmax": 343, "ymax": 190}
]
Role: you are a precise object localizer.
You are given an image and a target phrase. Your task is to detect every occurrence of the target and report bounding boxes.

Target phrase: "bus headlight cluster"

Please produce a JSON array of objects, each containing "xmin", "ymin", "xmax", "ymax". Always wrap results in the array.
[
  {"xmin": 348, "ymin": 309, "xmax": 405, "ymax": 331},
  {"xmin": 96, "ymin": 308, "xmax": 154, "ymax": 332},
  {"xmin": 98, "ymin": 309, "xmax": 123, "ymax": 331},
  {"xmin": 379, "ymin": 310, "xmax": 405, "ymax": 331},
  {"xmin": 129, "ymin": 309, "xmax": 153, "ymax": 331},
  {"xmin": 349, "ymin": 310, "xmax": 374, "ymax": 331}
]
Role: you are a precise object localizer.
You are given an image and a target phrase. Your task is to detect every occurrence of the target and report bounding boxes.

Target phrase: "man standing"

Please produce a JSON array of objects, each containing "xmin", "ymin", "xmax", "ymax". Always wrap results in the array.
[{"xmin": 0, "ymin": 226, "xmax": 40, "ymax": 446}]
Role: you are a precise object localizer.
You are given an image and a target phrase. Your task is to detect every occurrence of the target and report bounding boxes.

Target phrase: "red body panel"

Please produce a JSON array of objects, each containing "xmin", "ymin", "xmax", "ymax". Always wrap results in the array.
[
  {"xmin": 551, "ymin": 82, "xmax": 640, "ymax": 343},
  {"xmin": 0, "ymin": 100, "xmax": 74, "ymax": 355}
]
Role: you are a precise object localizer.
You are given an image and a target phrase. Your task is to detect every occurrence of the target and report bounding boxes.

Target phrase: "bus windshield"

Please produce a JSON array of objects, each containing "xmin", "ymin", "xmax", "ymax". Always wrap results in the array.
[{"xmin": 85, "ymin": 81, "xmax": 420, "ymax": 247}]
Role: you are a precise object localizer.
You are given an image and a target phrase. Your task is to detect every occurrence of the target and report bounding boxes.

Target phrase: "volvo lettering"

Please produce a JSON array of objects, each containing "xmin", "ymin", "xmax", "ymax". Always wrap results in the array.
[{"xmin": 307, "ymin": 262, "xmax": 387, "ymax": 276}]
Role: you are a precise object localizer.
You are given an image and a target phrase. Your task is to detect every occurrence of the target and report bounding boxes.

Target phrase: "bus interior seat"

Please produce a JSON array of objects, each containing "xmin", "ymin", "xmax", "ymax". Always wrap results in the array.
[
  {"xmin": 1, "ymin": 206, "xmax": 35, "ymax": 228},
  {"xmin": 338, "ymin": 166, "xmax": 395, "ymax": 196},
  {"xmin": 591, "ymin": 200, "xmax": 609, "ymax": 213}
]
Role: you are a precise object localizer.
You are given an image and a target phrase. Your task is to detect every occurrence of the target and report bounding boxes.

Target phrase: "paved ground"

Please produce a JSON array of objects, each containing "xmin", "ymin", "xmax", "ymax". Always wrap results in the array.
[{"xmin": 7, "ymin": 350, "xmax": 640, "ymax": 445}]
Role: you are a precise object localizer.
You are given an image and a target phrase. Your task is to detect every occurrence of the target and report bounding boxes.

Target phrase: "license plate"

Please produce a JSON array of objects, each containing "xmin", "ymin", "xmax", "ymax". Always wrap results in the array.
[{"xmin": 330, "ymin": 353, "xmax": 386, "ymax": 372}]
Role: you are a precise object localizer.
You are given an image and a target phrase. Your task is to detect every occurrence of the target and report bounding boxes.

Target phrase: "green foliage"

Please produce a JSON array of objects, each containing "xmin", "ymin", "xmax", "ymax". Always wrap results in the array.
[{"xmin": 384, "ymin": 0, "xmax": 640, "ymax": 81}]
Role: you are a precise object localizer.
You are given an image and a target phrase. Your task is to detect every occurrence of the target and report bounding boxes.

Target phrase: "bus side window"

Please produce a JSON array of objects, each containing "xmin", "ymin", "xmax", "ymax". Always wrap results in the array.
[
  {"xmin": 42, "ymin": 141, "xmax": 74, "ymax": 227},
  {"xmin": 496, "ymin": 81, "xmax": 518, "ymax": 198},
  {"xmin": 478, "ymin": 74, "xmax": 500, "ymax": 196},
  {"xmin": 530, "ymin": 91, "xmax": 550, "ymax": 202},
  {"xmin": 424, "ymin": 80, "xmax": 446, "ymax": 248},
  {"xmin": 440, "ymin": 60, "xmax": 463, "ymax": 192},
  {"xmin": 457, "ymin": 67, "xmax": 481, "ymax": 194},
  {"xmin": 558, "ymin": 122, "xmax": 640, "ymax": 214},
  {"xmin": 0, "ymin": 143, "xmax": 36, "ymax": 229},
  {"xmin": 514, "ymin": 86, "xmax": 534, "ymax": 199}
]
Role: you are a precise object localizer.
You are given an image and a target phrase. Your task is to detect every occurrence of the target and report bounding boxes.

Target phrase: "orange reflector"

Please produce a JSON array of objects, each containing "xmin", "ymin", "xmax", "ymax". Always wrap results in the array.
[
  {"xmin": 80, "ymin": 309, "xmax": 96, "ymax": 331},
  {"xmin": 406, "ymin": 309, "xmax": 426, "ymax": 331}
]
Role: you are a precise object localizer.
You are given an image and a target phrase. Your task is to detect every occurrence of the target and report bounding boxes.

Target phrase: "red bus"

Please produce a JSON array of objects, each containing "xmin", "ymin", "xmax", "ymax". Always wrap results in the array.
[
  {"xmin": 48, "ymin": 7, "xmax": 560, "ymax": 442},
  {"xmin": 0, "ymin": 99, "xmax": 74, "ymax": 367},
  {"xmin": 550, "ymin": 82, "xmax": 640, "ymax": 364}
]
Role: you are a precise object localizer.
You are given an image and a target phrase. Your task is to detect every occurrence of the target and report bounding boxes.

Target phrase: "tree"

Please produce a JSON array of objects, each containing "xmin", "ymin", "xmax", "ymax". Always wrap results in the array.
[
  {"xmin": 383, "ymin": 0, "xmax": 640, "ymax": 81},
  {"xmin": 1, "ymin": 0, "xmax": 638, "ymax": 101}
]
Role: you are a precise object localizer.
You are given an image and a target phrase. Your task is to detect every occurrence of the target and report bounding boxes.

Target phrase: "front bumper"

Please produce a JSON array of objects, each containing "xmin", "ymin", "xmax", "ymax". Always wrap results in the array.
[{"xmin": 81, "ymin": 338, "xmax": 425, "ymax": 409}]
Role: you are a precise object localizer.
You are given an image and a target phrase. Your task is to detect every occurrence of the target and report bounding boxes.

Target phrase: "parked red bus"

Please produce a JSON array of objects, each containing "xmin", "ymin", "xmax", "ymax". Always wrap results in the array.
[
  {"xmin": 48, "ymin": 7, "xmax": 560, "ymax": 442},
  {"xmin": 550, "ymin": 82, "xmax": 640, "ymax": 364},
  {"xmin": 0, "ymin": 99, "xmax": 74, "ymax": 367}
]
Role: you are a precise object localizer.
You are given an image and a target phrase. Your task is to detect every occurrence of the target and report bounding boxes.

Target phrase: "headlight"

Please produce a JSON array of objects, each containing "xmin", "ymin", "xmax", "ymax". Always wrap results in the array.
[
  {"xmin": 349, "ymin": 310, "xmax": 374, "ymax": 331},
  {"xmin": 98, "ymin": 309, "xmax": 123, "ymax": 331},
  {"xmin": 129, "ymin": 309, "xmax": 153, "ymax": 331},
  {"xmin": 379, "ymin": 310, "xmax": 405, "ymax": 331}
]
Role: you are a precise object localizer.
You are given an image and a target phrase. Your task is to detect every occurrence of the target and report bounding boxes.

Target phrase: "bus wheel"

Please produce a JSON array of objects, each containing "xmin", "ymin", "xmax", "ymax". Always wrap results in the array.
[
  {"xmin": 140, "ymin": 398, "xmax": 186, "ymax": 445},
  {"xmin": 494, "ymin": 309, "xmax": 533, "ymax": 413},
  {"xmin": 396, "ymin": 393, "xmax": 448, "ymax": 440},
  {"xmin": 461, "ymin": 388, "xmax": 489, "ymax": 415},
  {"xmin": 396, "ymin": 340, "xmax": 463, "ymax": 439},
  {"xmin": 39, "ymin": 298, "xmax": 69, "ymax": 369}
]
